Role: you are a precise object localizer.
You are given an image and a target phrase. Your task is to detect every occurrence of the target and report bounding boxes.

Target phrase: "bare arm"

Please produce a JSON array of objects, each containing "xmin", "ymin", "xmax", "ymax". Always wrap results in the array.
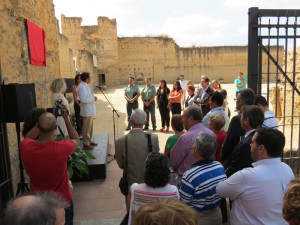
[
  {"xmin": 132, "ymin": 93, "xmax": 140, "ymax": 101},
  {"xmin": 164, "ymin": 146, "xmax": 170, "ymax": 157},
  {"xmin": 127, "ymin": 189, "xmax": 131, "ymax": 209},
  {"xmin": 24, "ymin": 124, "xmax": 39, "ymax": 139},
  {"xmin": 72, "ymin": 86, "xmax": 80, "ymax": 106},
  {"xmin": 63, "ymin": 110, "xmax": 79, "ymax": 148}
]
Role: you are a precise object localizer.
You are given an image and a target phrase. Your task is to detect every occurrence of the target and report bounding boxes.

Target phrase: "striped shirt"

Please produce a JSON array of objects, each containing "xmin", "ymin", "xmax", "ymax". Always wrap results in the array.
[
  {"xmin": 180, "ymin": 159, "xmax": 226, "ymax": 212},
  {"xmin": 128, "ymin": 183, "xmax": 179, "ymax": 225},
  {"xmin": 263, "ymin": 111, "xmax": 278, "ymax": 129}
]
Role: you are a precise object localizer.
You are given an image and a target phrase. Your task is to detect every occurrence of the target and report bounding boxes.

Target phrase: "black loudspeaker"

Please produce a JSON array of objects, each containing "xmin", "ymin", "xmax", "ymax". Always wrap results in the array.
[
  {"xmin": 0, "ymin": 83, "xmax": 37, "ymax": 123},
  {"xmin": 64, "ymin": 78, "xmax": 74, "ymax": 94}
]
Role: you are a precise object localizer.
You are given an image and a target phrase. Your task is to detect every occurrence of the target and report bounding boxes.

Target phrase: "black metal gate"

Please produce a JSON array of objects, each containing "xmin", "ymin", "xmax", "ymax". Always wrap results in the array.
[
  {"xmin": 0, "ymin": 61, "xmax": 14, "ymax": 213},
  {"xmin": 248, "ymin": 7, "xmax": 300, "ymax": 176}
]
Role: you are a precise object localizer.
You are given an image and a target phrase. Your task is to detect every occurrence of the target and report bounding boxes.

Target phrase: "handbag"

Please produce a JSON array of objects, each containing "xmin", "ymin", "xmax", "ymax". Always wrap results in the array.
[{"xmin": 119, "ymin": 135, "xmax": 129, "ymax": 196}]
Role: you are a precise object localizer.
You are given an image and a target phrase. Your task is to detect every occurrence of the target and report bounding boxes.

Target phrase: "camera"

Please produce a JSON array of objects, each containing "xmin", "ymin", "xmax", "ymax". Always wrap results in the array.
[{"xmin": 54, "ymin": 99, "xmax": 68, "ymax": 117}]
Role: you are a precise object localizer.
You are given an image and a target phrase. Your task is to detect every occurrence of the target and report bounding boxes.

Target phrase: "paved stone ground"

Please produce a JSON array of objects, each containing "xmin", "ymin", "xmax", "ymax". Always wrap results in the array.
[{"xmin": 72, "ymin": 83, "xmax": 277, "ymax": 225}]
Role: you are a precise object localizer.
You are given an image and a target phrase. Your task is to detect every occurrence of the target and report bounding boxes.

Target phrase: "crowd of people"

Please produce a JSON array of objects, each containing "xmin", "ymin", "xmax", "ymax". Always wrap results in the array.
[
  {"xmin": 118, "ymin": 72, "xmax": 299, "ymax": 225},
  {"xmin": 1, "ymin": 72, "xmax": 299, "ymax": 225}
]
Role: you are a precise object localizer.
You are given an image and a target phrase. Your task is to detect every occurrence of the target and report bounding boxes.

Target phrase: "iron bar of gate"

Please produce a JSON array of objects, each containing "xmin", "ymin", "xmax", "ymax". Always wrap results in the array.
[
  {"xmin": 266, "ymin": 19, "xmax": 271, "ymax": 104},
  {"xmin": 248, "ymin": 7, "xmax": 300, "ymax": 177},
  {"xmin": 258, "ymin": 37, "xmax": 262, "ymax": 95},
  {"xmin": 261, "ymin": 45, "xmax": 300, "ymax": 96},
  {"xmin": 257, "ymin": 9, "xmax": 300, "ymax": 17},
  {"xmin": 254, "ymin": 24, "xmax": 300, "ymax": 28},
  {"xmin": 260, "ymin": 35, "xmax": 300, "ymax": 39},
  {"xmin": 248, "ymin": 7, "xmax": 259, "ymax": 93},
  {"xmin": 283, "ymin": 17, "xmax": 289, "ymax": 135},
  {"xmin": 290, "ymin": 18, "xmax": 297, "ymax": 158},
  {"xmin": 0, "ymin": 58, "xmax": 14, "ymax": 210},
  {"xmin": 275, "ymin": 17, "xmax": 280, "ymax": 122}
]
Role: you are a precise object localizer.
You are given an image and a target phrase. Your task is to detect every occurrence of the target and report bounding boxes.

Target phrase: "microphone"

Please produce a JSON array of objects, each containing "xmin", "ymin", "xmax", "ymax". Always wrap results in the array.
[{"xmin": 94, "ymin": 85, "xmax": 106, "ymax": 90}]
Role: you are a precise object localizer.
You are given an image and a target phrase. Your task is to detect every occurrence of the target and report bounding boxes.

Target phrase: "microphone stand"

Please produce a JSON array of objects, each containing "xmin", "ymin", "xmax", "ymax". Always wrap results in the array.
[{"xmin": 95, "ymin": 86, "xmax": 119, "ymax": 162}]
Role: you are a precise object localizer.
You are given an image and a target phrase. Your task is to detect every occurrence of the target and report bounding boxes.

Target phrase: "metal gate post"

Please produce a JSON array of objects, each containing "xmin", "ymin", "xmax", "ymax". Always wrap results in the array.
[{"xmin": 248, "ymin": 7, "xmax": 259, "ymax": 94}]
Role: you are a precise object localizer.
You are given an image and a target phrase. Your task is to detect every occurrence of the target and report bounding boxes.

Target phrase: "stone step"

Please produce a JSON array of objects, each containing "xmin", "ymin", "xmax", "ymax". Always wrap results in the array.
[{"xmin": 72, "ymin": 133, "xmax": 109, "ymax": 181}]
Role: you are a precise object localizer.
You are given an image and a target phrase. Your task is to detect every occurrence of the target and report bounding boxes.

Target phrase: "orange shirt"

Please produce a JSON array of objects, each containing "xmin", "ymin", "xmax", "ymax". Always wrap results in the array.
[{"xmin": 169, "ymin": 89, "xmax": 183, "ymax": 103}]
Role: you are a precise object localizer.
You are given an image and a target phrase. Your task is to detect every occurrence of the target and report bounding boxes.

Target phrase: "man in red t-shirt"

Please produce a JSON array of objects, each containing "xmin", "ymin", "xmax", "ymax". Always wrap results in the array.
[{"xmin": 20, "ymin": 110, "xmax": 79, "ymax": 225}]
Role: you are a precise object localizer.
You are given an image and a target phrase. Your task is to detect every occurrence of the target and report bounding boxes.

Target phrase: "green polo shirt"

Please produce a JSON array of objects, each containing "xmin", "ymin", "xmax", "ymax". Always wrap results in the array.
[
  {"xmin": 141, "ymin": 84, "xmax": 156, "ymax": 100},
  {"xmin": 124, "ymin": 84, "xmax": 140, "ymax": 99}
]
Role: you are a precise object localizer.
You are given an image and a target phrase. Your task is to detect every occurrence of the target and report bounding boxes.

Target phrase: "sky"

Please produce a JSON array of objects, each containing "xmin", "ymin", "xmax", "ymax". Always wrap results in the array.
[{"xmin": 53, "ymin": 0, "xmax": 300, "ymax": 47}]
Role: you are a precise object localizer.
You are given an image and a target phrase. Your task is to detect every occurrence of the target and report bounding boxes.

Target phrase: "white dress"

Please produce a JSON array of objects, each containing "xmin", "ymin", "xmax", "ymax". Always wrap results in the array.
[{"xmin": 51, "ymin": 93, "xmax": 70, "ymax": 136}]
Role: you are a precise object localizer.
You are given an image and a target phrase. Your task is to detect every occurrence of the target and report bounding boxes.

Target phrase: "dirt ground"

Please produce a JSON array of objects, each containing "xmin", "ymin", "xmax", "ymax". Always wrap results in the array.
[
  {"xmin": 88, "ymin": 82, "xmax": 297, "ymax": 153},
  {"xmin": 91, "ymin": 83, "xmax": 237, "ymax": 152}
]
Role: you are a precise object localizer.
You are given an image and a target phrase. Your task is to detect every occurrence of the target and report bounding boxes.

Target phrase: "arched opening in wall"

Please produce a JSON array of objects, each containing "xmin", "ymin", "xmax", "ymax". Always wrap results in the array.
[{"xmin": 99, "ymin": 74, "xmax": 105, "ymax": 85}]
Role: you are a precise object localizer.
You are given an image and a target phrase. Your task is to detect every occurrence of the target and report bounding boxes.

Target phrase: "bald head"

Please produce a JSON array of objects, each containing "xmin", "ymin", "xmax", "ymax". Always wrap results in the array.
[
  {"xmin": 1, "ymin": 192, "xmax": 68, "ymax": 225},
  {"xmin": 38, "ymin": 113, "xmax": 57, "ymax": 133}
]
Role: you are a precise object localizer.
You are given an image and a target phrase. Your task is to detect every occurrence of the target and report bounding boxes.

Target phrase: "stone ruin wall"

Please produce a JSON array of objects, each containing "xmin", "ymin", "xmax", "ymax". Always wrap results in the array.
[
  {"xmin": 118, "ymin": 37, "xmax": 282, "ymax": 84},
  {"xmin": 61, "ymin": 15, "xmax": 120, "ymax": 86},
  {"xmin": 62, "ymin": 15, "xmax": 284, "ymax": 86},
  {"xmin": 58, "ymin": 33, "xmax": 76, "ymax": 78},
  {"xmin": 270, "ymin": 46, "xmax": 300, "ymax": 126},
  {"xmin": 0, "ymin": 0, "xmax": 62, "ymax": 192}
]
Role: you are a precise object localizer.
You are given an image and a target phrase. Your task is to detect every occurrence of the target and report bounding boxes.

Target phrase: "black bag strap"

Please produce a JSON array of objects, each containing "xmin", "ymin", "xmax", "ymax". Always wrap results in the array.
[
  {"xmin": 123, "ymin": 135, "xmax": 128, "ymax": 179},
  {"xmin": 145, "ymin": 133, "xmax": 152, "ymax": 153}
]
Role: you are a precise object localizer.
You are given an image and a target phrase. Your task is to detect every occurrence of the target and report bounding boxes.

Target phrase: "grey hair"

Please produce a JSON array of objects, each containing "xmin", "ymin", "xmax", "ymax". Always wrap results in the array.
[
  {"xmin": 130, "ymin": 109, "xmax": 147, "ymax": 127},
  {"xmin": 193, "ymin": 132, "xmax": 217, "ymax": 159},
  {"xmin": 1, "ymin": 192, "xmax": 69, "ymax": 225},
  {"xmin": 186, "ymin": 106, "xmax": 203, "ymax": 121},
  {"xmin": 50, "ymin": 78, "xmax": 66, "ymax": 93}
]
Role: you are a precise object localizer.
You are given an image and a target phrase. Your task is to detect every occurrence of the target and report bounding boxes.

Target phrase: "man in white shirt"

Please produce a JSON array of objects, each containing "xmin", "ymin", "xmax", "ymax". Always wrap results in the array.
[
  {"xmin": 179, "ymin": 75, "xmax": 187, "ymax": 91},
  {"xmin": 217, "ymin": 127, "xmax": 294, "ymax": 225},
  {"xmin": 78, "ymin": 72, "xmax": 98, "ymax": 149},
  {"xmin": 254, "ymin": 95, "xmax": 278, "ymax": 129},
  {"xmin": 179, "ymin": 75, "xmax": 187, "ymax": 110}
]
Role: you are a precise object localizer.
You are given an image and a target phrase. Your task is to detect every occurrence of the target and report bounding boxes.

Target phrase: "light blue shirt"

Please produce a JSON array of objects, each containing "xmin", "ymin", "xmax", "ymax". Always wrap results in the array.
[
  {"xmin": 78, "ymin": 82, "xmax": 96, "ymax": 117},
  {"xmin": 217, "ymin": 158, "xmax": 294, "ymax": 225},
  {"xmin": 202, "ymin": 106, "xmax": 230, "ymax": 131},
  {"xmin": 235, "ymin": 78, "xmax": 247, "ymax": 91}
]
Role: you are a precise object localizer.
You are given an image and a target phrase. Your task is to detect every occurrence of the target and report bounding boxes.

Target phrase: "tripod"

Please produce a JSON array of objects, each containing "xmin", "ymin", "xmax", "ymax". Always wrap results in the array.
[
  {"xmin": 95, "ymin": 86, "xmax": 119, "ymax": 162},
  {"xmin": 16, "ymin": 122, "xmax": 30, "ymax": 195}
]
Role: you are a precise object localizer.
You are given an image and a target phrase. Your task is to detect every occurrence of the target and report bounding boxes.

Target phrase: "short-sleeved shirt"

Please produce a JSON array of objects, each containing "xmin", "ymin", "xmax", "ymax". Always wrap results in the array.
[
  {"xmin": 180, "ymin": 160, "xmax": 227, "ymax": 212},
  {"xmin": 166, "ymin": 135, "xmax": 180, "ymax": 151},
  {"xmin": 157, "ymin": 88, "xmax": 170, "ymax": 105},
  {"xmin": 20, "ymin": 139, "xmax": 75, "ymax": 202},
  {"xmin": 235, "ymin": 78, "xmax": 247, "ymax": 91},
  {"xmin": 124, "ymin": 84, "xmax": 140, "ymax": 99},
  {"xmin": 169, "ymin": 89, "xmax": 183, "ymax": 103},
  {"xmin": 141, "ymin": 84, "xmax": 156, "ymax": 101},
  {"xmin": 129, "ymin": 183, "xmax": 179, "ymax": 225},
  {"xmin": 263, "ymin": 111, "xmax": 278, "ymax": 129},
  {"xmin": 179, "ymin": 79, "xmax": 187, "ymax": 91}
]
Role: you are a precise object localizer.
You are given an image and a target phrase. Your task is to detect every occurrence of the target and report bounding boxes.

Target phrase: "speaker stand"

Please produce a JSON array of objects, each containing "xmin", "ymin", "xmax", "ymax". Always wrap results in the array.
[{"xmin": 15, "ymin": 122, "xmax": 30, "ymax": 195}]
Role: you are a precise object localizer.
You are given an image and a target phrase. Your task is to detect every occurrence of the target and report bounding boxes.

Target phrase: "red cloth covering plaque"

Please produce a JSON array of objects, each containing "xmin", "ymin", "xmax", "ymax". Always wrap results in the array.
[{"xmin": 26, "ymin": 19, "xmax": 46, "ymax": 66}]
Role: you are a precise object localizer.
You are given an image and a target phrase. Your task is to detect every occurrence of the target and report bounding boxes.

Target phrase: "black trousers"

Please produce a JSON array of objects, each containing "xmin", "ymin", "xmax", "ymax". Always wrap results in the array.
[
  {"xmin": 65, "ymin": 201, "xmax": 74, "ymax": 225},
  {"xmin": 171, "ymin": 103, "xmax": 181, "ymax": 115},
  {"xmin": 126, "ymin": 101, "xmax": 138, "ymax": 127},
  {"xmin": 74, "ymin": 103, "xmax": 82, "ymax": 135},
  {"xmin": 158, "ymin": 103, "xmax": 170, "ymax": 127}
]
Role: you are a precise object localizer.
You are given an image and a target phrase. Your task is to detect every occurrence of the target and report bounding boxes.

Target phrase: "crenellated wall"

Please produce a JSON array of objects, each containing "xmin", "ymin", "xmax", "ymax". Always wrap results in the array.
[
  {"xmin": 61, "ymin": 16, "xmax": 283, "ymax": 86},
  {"xmin": 58, "ymin": 33, "xmax": 76, "ymax": 78}
]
